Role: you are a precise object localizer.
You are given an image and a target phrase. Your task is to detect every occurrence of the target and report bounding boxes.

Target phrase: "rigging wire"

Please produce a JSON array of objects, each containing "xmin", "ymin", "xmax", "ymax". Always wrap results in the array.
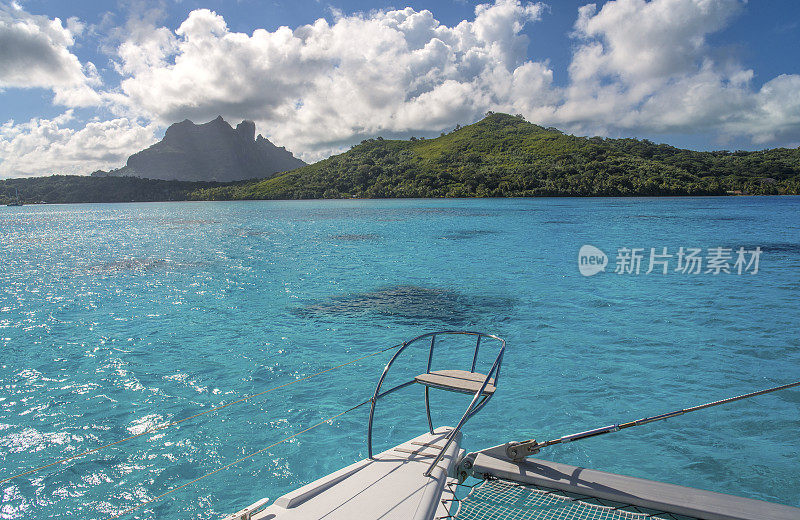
[
  {"xmin": 0, "ymin": 342, "xmax": 403, "ymax": 485},
  {"xmin": 106, "ymin": 398, "xmax": 373, "ymax": 520},
  {"xmin": 506, "ymin": 379, "xmax": 800, "ymax": 460}
]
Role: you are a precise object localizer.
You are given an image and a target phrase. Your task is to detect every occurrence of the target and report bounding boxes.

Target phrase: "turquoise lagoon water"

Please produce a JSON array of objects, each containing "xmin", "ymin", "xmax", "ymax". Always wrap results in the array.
[{"xmin": 0, "ymin": 197, "xmax": 798, "ymax": 519}]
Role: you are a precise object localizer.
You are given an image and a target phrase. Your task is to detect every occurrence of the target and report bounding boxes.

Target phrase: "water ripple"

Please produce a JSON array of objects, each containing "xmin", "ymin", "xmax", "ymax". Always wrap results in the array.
[{"xmin": 0, "ymin": 198, "xmax": 798, "ymax": 519}]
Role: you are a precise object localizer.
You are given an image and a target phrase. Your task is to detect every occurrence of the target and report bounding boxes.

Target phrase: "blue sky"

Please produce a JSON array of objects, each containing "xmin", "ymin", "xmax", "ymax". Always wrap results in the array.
[{"xmin": 1, "ymin": 0, "xmax": 799, "ymax": 177}]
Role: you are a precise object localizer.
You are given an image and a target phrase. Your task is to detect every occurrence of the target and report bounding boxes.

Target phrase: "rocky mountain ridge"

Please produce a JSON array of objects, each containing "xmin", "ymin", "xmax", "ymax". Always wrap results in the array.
[{"xmin": 93, "ymin": 116, "xmax": 306, "ymax": 182}]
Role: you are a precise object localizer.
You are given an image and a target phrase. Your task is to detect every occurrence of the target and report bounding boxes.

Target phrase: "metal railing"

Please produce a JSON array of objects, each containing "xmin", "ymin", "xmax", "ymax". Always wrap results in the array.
[{"xmin": 366, "ymin": 331, "xmax": 505, "ymax": 477}]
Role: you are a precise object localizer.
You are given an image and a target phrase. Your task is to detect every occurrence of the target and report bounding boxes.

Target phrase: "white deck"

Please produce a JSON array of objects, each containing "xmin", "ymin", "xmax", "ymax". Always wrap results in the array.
[{"xmin": 242, "ymin": 427, "xmax": 461, "ymax": 520}]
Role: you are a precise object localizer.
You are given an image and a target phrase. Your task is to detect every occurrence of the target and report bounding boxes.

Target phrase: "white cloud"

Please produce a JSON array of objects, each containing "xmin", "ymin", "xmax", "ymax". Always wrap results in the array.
[
  {"xmin": 107, "ymin": 0, "xmax": 800, "ymax": 161},
  {"xmin": 0, "ymin": 3, "xmax": 100, "ymax": 105},
  {"xmin": 572, "ymin": 0, "xmax": 741, "ymax": 85},
  {"xmin": 552, "ymin": 0, "xmax": 800, "ymax": 145},
  {"xmin": 0, "ymin": 112, "xmax": 158, "ymax": 178},
  {"xmin": 732, "ymin": 74, "xmax": 800, "ymax": 144},
  {"xmin": 2, "ymin": 0, "xmax": 800, "ymax": 178},
  {"xmin": 111, "ymin": 1, "xmax": 550, "ymax": 160}
]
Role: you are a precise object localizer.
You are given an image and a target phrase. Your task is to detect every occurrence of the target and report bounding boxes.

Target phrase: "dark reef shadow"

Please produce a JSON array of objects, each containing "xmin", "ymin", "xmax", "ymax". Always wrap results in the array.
[{"xmin": 293, "ymin": 285, "xmax": 515, "ymax": 325}]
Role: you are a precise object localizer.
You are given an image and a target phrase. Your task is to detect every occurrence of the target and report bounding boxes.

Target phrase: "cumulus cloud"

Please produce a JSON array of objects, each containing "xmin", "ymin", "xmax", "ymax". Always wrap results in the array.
[
  {"xmin": 729, "ymin": 74, "xmax": 800, "ymax": 144},
  {"xmin": 0, "ymin": 111, "xmax": 158, "ymax": 177},
  {"xmin": 111, "ymin": 1, "xmax": 550, "ymax": 160},
  {"xmin": 2, "ymin": 0, "xmax": 800, "ymax": 177},
  {"xmin": 554, "ymin": 0, "xmax": 800, "ymax": 144},
  {"xmin": 105, "ymin": 0, "xmax": 800, "ymax": 161},
  {"xmin": 0, "ymin": 3, "xmax": 100, "ymax": 105},
  {"xmin": 572, "ymin": 0, "xmax": 741, "ymax": 85}
]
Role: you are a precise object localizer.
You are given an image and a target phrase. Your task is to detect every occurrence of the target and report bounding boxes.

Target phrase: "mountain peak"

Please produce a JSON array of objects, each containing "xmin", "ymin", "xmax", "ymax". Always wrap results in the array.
[
  {"xmin": 236, "ymin": 120, "xmax": 256, "ymax": 142},
  {"xmin": 103, "ymin": 116, "xmax": 306, "ymax": 182}
]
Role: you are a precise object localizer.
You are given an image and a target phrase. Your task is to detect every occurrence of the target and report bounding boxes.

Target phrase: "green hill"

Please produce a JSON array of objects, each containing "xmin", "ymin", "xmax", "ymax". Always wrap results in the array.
[
  {"xmin": 0, "ymin": 175, "xmax": 238, "ymax": 204},
  {"xmin": 4, "ymin": 113, "xmax": 799, "ymax": 203},
  {"xmin": 190, "ymin": 113, "xmax": 800, "ymax": 199}
]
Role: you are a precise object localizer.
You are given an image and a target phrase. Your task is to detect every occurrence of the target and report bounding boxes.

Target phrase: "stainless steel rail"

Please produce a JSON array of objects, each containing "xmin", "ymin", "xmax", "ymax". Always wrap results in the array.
[{"xmin": 366, "ymin": 331, "xmax": 505, "ymax": 477}]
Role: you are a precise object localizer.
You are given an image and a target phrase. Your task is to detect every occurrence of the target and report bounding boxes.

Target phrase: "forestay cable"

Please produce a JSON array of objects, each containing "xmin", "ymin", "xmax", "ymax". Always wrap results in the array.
[
  {"xmin": 506, "ymin": 379, "xmax": 800, "ymax": 460},
  {"xmin": 106, "ymin": 398, "xmax": 372, "ymax": 520},
  {"xmin": 1, "ymin": 342, "xmax": 402, "ymax": 485}
]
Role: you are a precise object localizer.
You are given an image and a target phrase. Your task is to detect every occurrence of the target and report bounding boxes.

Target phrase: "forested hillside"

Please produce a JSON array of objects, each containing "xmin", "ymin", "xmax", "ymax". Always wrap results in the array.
[
  {"xmin": 0, "ymin": 176, "xmax": 235, "ymax": 204},
  {"xmin": 191, "ymin": 113, "xmax": 800, "ymax": 199},
  {"xmin": 4, "ymin": 113, "xmax": 799, "ymax": 204}
]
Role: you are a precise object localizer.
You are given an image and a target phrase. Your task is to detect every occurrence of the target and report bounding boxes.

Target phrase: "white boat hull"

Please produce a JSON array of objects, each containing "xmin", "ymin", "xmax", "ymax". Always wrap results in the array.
[{"xmin": 227, "ymin": 427, "xmax": 462, "ymax": 520}]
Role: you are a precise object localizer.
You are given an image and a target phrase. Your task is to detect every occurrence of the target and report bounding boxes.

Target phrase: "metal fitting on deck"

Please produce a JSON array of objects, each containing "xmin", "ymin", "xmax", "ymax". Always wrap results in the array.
[{"xmin": 506, "ymin": 440, "xmax": 538, "ymax": 460}]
